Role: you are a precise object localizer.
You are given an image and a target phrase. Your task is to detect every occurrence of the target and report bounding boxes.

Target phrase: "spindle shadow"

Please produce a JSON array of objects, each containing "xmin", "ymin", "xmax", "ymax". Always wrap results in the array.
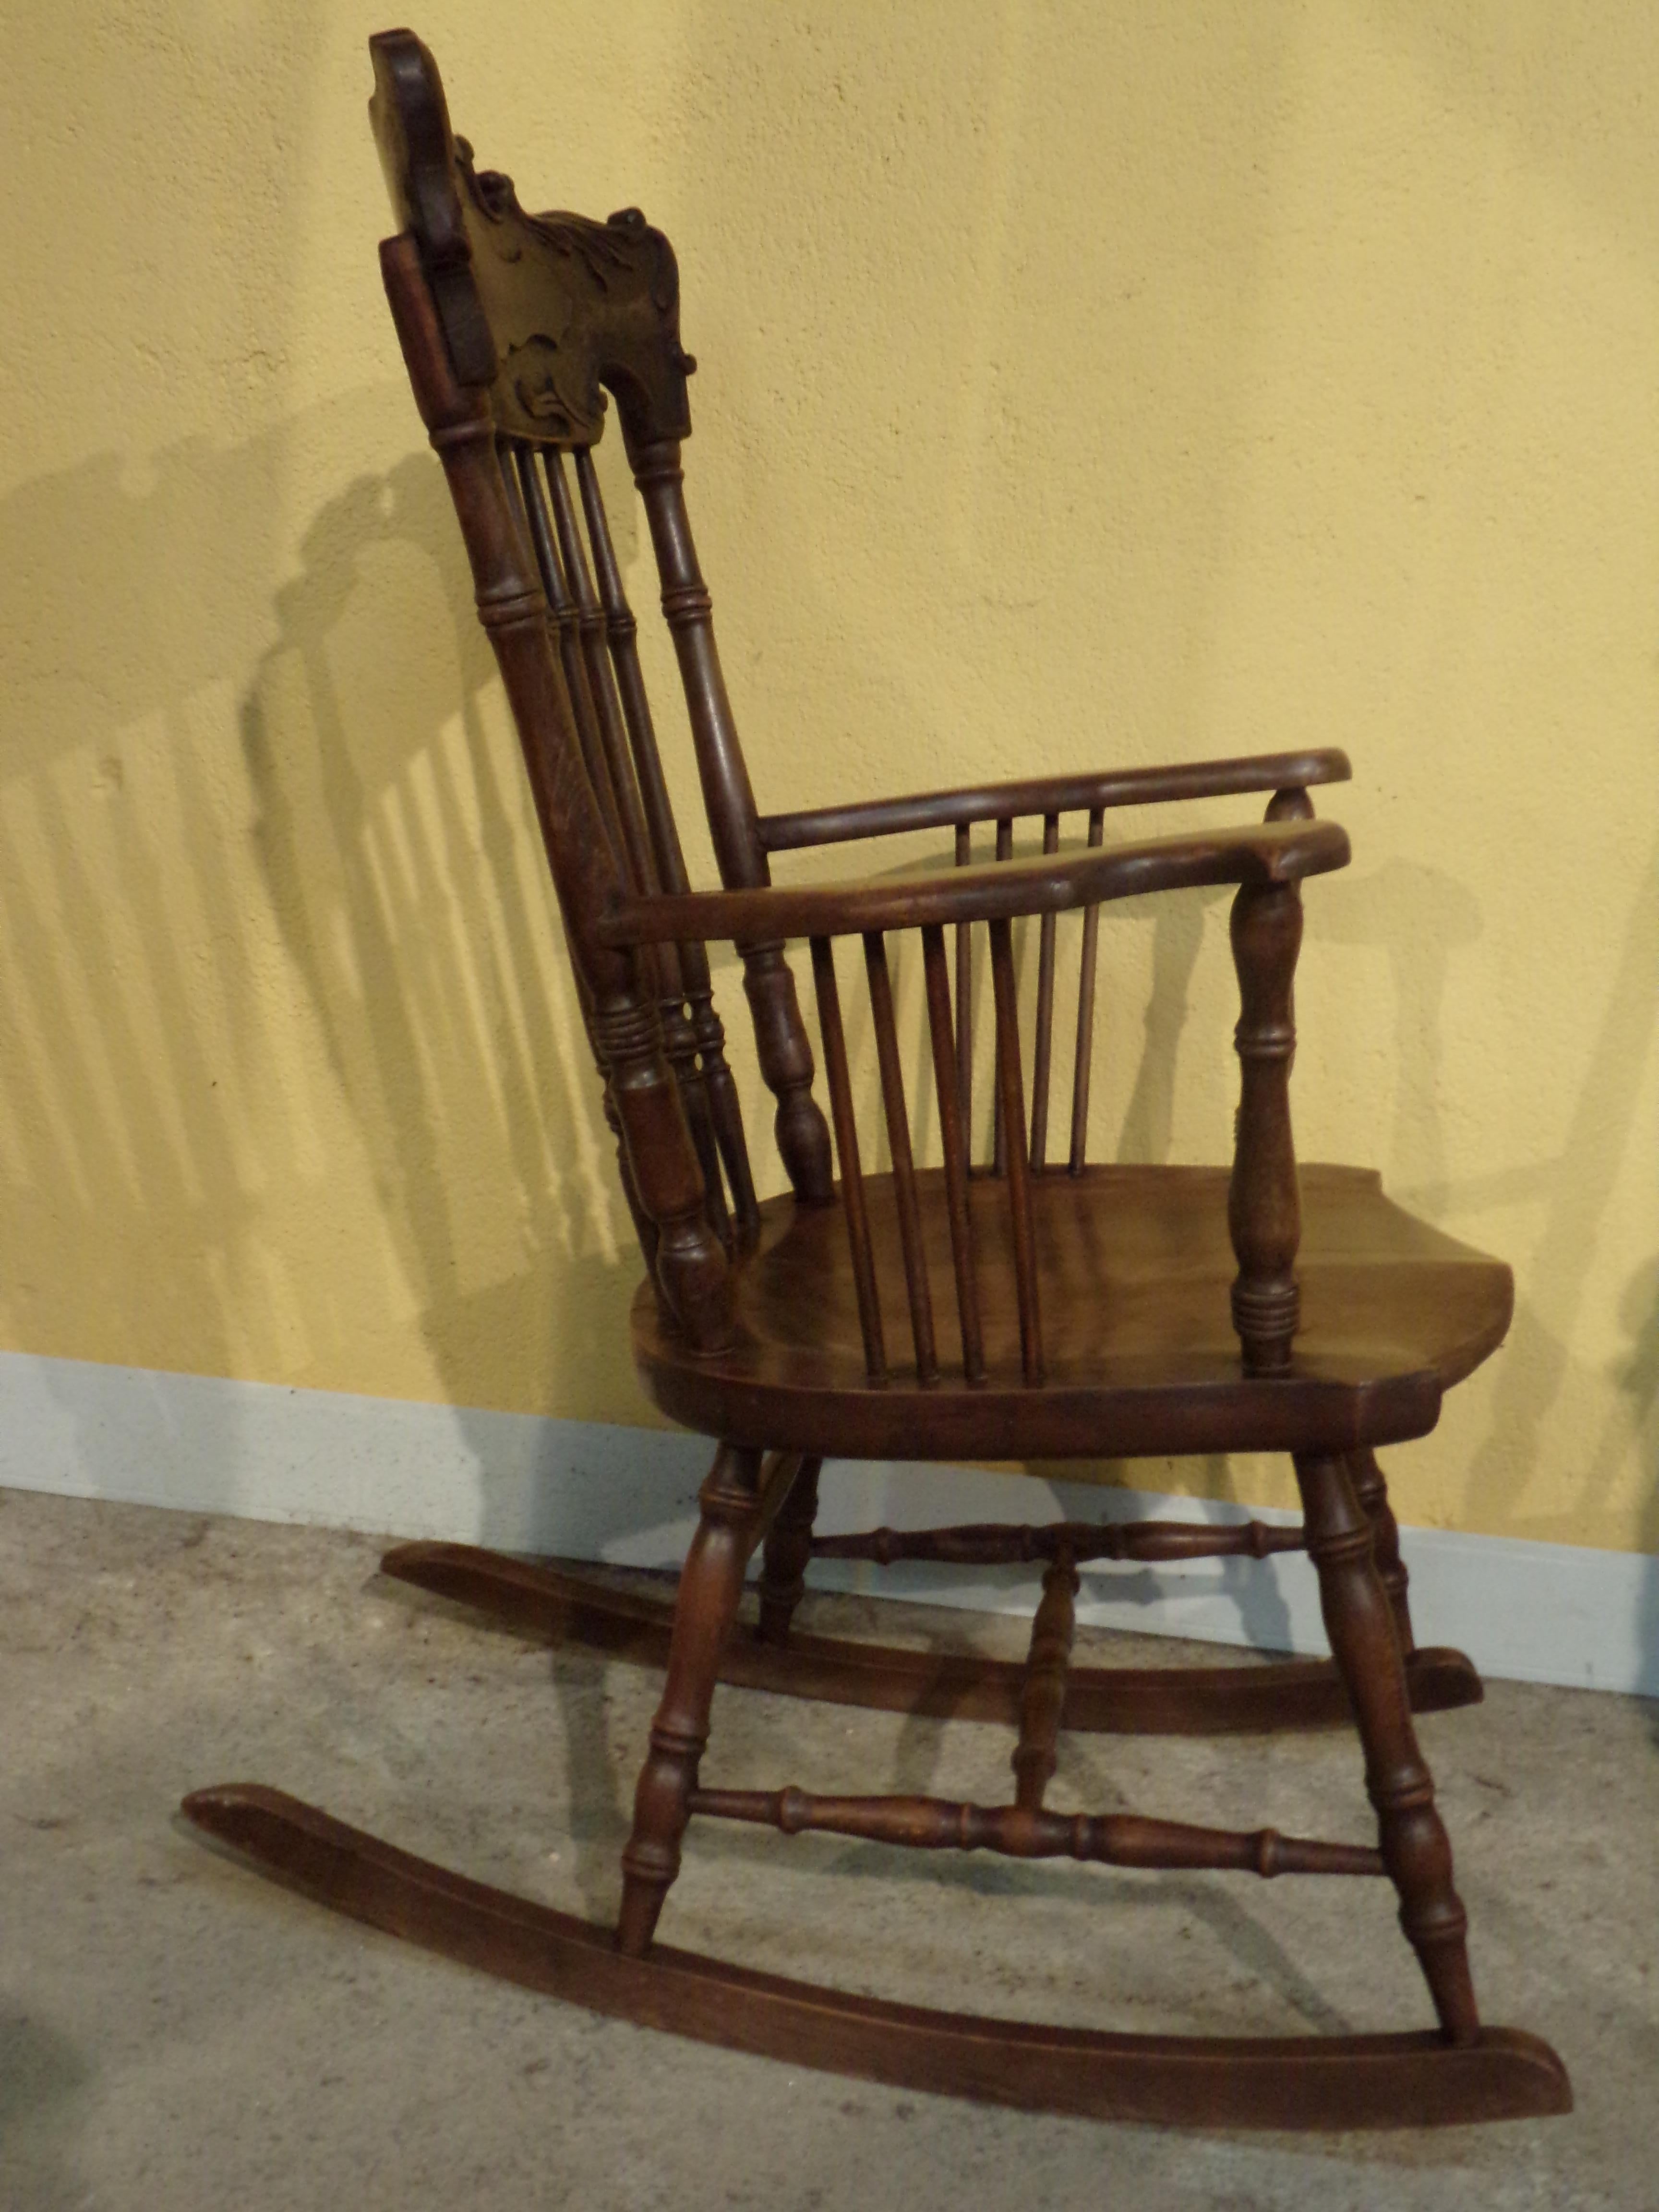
[
  {"xmin": 0, "ymin": 425, "xmax": 373, "ymax": 1514},
  {"xmin": 1301, "ymin": 859, "xmax": 1482, "ymax": 1223},
  {"xmin": 0, "ymin": 384, "xmax": 666, "ymax": 1528},
  {"xmin": 1571, "ymin": 1254, "xmax": 1659, "ymax": 1734},
  {"xmin": 1454, "ymin": 830, "xmax": 1659, "ymax": 1549},
  {"xmin": 240, "ymin": 442, "xmax": 639, "ymax": 1438}
]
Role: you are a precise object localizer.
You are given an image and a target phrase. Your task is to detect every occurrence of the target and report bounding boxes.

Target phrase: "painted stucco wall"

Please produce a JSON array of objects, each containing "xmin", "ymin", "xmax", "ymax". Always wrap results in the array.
[{"xmin": 2, "ymin": 2, "xmax": 1656, "ymax": 1553}]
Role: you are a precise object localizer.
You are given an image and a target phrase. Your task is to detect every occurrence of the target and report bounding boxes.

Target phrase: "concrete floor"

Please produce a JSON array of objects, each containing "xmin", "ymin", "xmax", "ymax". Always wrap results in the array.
[{"xmin": 1, "ymin": 1489, "xmax": 1654, "ymax": 2211}]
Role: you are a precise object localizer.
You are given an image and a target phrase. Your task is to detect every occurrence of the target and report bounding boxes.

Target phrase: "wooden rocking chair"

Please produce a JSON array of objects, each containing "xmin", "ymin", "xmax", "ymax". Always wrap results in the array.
[{"xmin": 183, "ymin": 30, "xmax": 1572, "ymax": 2130}]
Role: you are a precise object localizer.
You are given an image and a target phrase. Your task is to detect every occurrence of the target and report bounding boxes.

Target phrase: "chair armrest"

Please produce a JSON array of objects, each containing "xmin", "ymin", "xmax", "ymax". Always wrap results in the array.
[
  {"xmin": 599, "ymin": 817, "xmax": 1349, "ymax": 948},
  {"xmin": 754, "ymin": 747, "xmax": 1351, "ymax": 854}
]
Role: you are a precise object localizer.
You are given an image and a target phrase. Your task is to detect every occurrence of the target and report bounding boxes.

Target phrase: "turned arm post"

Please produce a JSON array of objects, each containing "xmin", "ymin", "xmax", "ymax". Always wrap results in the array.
[{"xmin": 1227, "ymin": 880, "xmax": 1303, "ymax": 1372}]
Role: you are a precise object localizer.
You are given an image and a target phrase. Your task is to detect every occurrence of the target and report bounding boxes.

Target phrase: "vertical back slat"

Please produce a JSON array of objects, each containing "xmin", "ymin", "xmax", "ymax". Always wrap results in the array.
[
  {"xmin": 544, "ymin": 451, "xmax": 658, "ymax": 896},
  {"xmin": 863, "ymin": 932, "xmax": 938, "ymax": 1385},
  {"xmin": 576, "ymin": 450, "xmax": 690, "ymax": 896},
  {"xmin": 1069, "ymin": 806, "xmax": 1106, "ymax": 1175},
  {"xmin": 1028, "ymin": 812, "xmax": 1061, "ymax": 1171},
  {"xmin": 516, "ymin": 444, "xmax": 731, "ymax": 1245},
  {"xmin": 810, "ymin": 936, "xmax": 887, "ymax": 1384},
  {"xmin": 576, "ymin": 451, "xmax": 758, "ymax": 1242},
  {"xmin": 922, "ymin": 924, "xmax": 986, "ymax": 1384},
  {"xmin": 953, "ymin": 824, "xmax": 973, "ymax": 1144},
  {"xmin": 991, "ymin": 817, "xmax": 1014, "ymax": 1175},
  {"xmin": 510, "ymin": 443, "xmax": 629, "ymax": 870},
  {"xmin": 550, "ymin": 452, "xmax": 739, "ymax": 1244},
  {"xmin": 989, "ymin": 916, "xmax": 1045, "ymax": 1385},
  {"xmin": 380, "ymin": 232, "xmax": 733, "ymax": 1354}
]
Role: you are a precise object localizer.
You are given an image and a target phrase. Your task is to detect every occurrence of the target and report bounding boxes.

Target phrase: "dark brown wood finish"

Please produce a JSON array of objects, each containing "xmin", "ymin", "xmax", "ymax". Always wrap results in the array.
[
  {"xmin": 1296, "ymin": 1451, "xmax": 1479, "ymax": 2044},
  {"xmin": 180, "ymin": 29, "xmax": 1570, "ymax": 2140},
  {"xmin": 629, "ymin": 432, "xmax": 834, "ymax": 1203},
  {"xmin": 180, "ymin": 1788, "xmax": 1568, "ymax": 2131},
  {"xmin": 952, "ymin": 823, "xmax": 974, "ymax": 1139},
  {"xmin": 618, "ymin": 1443, "xmax": 768, "ymax": 1955},
  {"xmin": 757, "ymin": 748, "xmax": 1353, "ymax": 853},
  {"xmin": 1229, "ymin": 882, "xmax": 1304, "ymax": 1371},
  {"xmin": 1011, "ymin": 1544, "xmax": 1078, "ymax": 1809},
  {"xmin": 811, "ymin": 1516, "xmax": 1307, "ymax": 1568},
  {"xmin": 1069, "ymin": 806, "xmax": 1106, "ymax": 1174},
  {"xmin": 573, "ymin": 446, "xmax": 759, "ymax": 1241},
  {"xmin": 989, "ymin": 916, "xmax": 1044, "ymax": 1382},
  {"xmin": 863, "ymin": 932, "xmax": 939, "ymax": 1383},
  {"xmin": 1028, "ymin": 813, "xmax": 1062, "ymax": 1171},
  {"xmin": 687, "ymin": 1785, "xmax": 1383, "ymax": 1878},
  {"xmin": 921, "ymin": 922, "xmax": 987, "ymax": 1384},
  {"xmin": 373, "ymin": 1539, "xmax": 1487, "ymax": 1731},
  {"xmin": 991, "ymin": 815, "xmax": 1015, "ymax": 1174},
  {"xmin": 756, "ymin": 1455, "xmax": 822, "ymax": 1645},
  {"xmin": 810, "ymin": 937, "xmax": 887, "ymax": 1383}
]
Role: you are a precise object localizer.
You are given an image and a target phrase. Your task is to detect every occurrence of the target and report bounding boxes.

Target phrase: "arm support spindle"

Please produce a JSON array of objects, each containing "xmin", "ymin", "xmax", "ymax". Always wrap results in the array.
[{"xmin": 1228, "ymin": 881, "xmax": 1303, "ymax": 1371}]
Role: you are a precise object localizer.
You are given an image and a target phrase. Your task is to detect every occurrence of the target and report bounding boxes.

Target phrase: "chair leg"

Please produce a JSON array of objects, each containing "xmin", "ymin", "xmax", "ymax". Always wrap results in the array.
[
  {"xmin": 756, "ymin": 1455, "xmax": 822, "ymax": 1647},
  {"xmin": 1349, "ymin": 1447, "xmax": 1415, "ymax": 1655},
  {"xmin": 617, "ymin": 1443, "xmax": 765, "ymax": 1957},
  {"xmin": 1294, "ymin": 1452, "xmax": 1480, "ymax": 2046}
]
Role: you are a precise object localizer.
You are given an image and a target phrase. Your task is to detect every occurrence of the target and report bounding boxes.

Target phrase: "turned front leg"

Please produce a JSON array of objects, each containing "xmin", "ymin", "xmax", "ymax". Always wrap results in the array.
[
  {"xmin": 618, "ymin": 1443, "xmax": 765, "ymax": 1955},
  {"xmin": 1295, "ymin": 1453, "xmax": 1479, "ymax": 2044},
  {"xmin": 1228, "ymin": 881, "xmax": 1302, "ymax": 1370}
]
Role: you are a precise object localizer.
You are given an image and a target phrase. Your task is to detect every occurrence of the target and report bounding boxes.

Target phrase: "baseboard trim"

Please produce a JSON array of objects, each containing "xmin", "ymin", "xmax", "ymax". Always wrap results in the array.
[{"xmin": 0, "ymin": 1349, "xmax": 1652, "ymax": 1697}]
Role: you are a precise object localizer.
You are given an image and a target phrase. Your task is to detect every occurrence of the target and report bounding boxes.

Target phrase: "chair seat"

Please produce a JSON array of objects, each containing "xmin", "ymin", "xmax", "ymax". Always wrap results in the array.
[{"xmin": 632, "ymin": 1163, "xmax": 1512, "ymax": 1462}]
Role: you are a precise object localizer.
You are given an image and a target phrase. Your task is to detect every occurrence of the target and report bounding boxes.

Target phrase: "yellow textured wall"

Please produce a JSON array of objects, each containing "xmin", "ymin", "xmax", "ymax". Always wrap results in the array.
[{"xmin": 2, "ymin": 3, "xmax": 1657, "ymax": 1553}]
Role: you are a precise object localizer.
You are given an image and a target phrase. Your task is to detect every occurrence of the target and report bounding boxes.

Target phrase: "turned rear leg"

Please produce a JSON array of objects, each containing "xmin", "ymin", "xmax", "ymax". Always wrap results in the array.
[
  {"xmin": 1295, "ymin": 1452, "xmax": 1479, "ymax": 2044},
  {"xmin": 617, "ymin": 1443, "xmax": 765, "ymax": 1956},
  {"xmin": 757, "ymin": 1456, "xmax": 822, "ymax": 1646},
  {"xmin": 1349, "ymin": 1447, "xmax": 1415, "ymax": 1655}
]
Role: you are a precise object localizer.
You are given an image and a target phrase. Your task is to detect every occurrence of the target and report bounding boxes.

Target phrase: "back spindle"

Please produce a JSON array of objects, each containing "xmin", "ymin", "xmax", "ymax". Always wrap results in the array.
[
  {"xmin": 1068, "ymin": 806, "xmax": 1106, "ymax": 1174},
  {"xmin": 988, "ymin": 916, "xmax": 1045, "ymax": 1385},
  {"xmin": 1228, "ymin": 882, "xmax": 1303, "ymax": 1371},
  {"xmin": 509, "ymin": 443, "xmax": 627, "ymax": 870},
  {"xmin": 514, "ymin": 442, "xmax": 733, "ymax": 1244},
  {"xmin": 809, "ymin": 937, "xmax": 887, "ymax": 1384},
  {"xmin": 953, "ymin": 825, "xmax": 974, "ymax": 1142},
  {"xmin": 922, "ymin": 924, "xmax": 986, "ymax": 1384},
  {"xmin": 863, "ymin": 933, "xmax": 938, "ymax": 1384},
  {"xmin": 544, "ymin": 452, "xmax": 659, "ymax": 895},
  {"xmin": 1028, "ymin": 812, "xmax": 1060, "ymax": 1172},
  {"xmin": 991, "ymin": 817, "xmax": 1014, "ymax": 1175}
]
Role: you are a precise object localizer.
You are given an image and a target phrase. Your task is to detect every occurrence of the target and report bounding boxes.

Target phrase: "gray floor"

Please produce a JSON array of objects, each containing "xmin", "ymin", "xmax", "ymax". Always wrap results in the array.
[{"xmin": 1, "ymin": 1489, "xmax": 1654, "ymax": 2211}]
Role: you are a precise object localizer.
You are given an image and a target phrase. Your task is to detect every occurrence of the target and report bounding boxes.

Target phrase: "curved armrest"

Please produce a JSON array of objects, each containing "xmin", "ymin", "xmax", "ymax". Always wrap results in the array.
[
  {"xmin": 755, "ymin": 747, "xmax": 1351, "ymax": 854},
  {"xmin": 600, "ymin": 817, "xmax": 1349, "ymax": 948}
]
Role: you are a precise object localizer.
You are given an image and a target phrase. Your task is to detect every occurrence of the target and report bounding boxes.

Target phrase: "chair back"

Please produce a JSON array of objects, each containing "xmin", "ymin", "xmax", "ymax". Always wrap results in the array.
[{"xmin": 370, "ymin": 30, "xmax": 834, "ymax": 1259}]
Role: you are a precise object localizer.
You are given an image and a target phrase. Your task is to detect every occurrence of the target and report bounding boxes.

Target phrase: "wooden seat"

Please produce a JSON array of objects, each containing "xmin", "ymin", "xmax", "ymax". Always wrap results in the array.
[
  {"xmin": 636, "ymin": 1164, "xmax": 1514, "ymax": 1460},
  {"xmin": 180, "ymin": 29, "xmax": 1571, "ymax": 2132}
]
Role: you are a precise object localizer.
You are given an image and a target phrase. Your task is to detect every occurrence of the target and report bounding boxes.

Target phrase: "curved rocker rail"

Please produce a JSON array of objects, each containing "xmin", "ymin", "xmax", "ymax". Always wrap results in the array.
[
  {"xmin": 180, "ymin": 1785, "xmax": 1570, "ymax": 2131},
  {"xmin": 378, "ymin": 1540, "xmax": 1484, "ymax": 1735}
]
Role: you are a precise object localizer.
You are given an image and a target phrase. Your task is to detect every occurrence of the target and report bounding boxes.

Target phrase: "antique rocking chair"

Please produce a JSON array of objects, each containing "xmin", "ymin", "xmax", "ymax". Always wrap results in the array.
[{"xmin": 182, "ymin": 31, "xmax": 1571, "ymax": 2130}]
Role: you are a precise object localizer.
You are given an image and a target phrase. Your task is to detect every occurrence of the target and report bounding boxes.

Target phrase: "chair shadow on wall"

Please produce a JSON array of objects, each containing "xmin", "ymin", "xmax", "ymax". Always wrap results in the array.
[
  {"xmin": 0, "ymin": 401, "xmax": 644, "ymax": 1539},
  {"xmin": 1450, "ymin": 821, "xmax": 1659, "ymax": 1708},
  {"xmin": 237, "ymin": 437, "xmax": 661, "ymax": 1535}
]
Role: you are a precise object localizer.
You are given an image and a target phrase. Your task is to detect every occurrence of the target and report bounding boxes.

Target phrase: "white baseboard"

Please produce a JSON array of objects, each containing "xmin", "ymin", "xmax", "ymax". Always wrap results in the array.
[{"xmin": 0, "ymin": 1348, "xmax": 1653, "ymax": 1697}]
